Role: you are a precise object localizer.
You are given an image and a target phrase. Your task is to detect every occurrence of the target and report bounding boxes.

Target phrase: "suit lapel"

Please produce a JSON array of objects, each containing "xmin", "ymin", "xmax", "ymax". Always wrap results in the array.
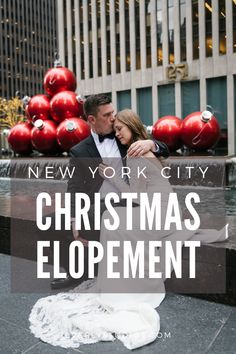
[{"xmin": 85, "ymin": 135, "xmax": 101, "ymax": 158}]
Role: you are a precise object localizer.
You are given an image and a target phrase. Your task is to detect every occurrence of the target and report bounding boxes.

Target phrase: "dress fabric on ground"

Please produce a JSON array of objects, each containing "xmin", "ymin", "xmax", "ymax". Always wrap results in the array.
[{"xmin": 29, "ymin": 287, "xmax": 161, "ymax": 350}]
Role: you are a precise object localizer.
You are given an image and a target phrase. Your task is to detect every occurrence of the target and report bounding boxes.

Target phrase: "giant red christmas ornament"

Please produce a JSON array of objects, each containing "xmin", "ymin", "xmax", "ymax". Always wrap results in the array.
[
  {"xmin": 181, "ymin": 111, "xmax": 221, "ymax": 150},
  {"xmin": 56, "ymin": 118, "xmax": 90, "ymax": 151},
  {"xmin": 31, "ymin": 119, "xmax": 58, "ymax": 153},
  {"xmin": 50, "ymin": 91, "xmax": 84, "ymax": 123},
  {"xmin": 152, "ymin": 115, "xmax": 182, "ymax": 151},
  {"xmin": 8, "ymin": 121, "xmax": 32, "ymax": 154},
  {"xmin": 43, "ymin": 59, "xmax": 76, "ymax": 96},
  {"xmin": 26, "ymin": 94, "xmax": 51, "ymax": 122}
]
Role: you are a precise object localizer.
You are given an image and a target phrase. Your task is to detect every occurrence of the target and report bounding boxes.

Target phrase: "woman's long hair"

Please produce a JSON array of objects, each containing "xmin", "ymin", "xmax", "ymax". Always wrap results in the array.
[{"xmin": 115, "ymin": 109, "xmax": 149, "ymax": 145}]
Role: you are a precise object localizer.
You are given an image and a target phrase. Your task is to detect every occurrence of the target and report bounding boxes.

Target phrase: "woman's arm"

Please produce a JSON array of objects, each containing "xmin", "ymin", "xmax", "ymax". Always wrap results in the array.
[{"xmin": 127, "ymin": 140, "xmax": 169, "ymax": 158}]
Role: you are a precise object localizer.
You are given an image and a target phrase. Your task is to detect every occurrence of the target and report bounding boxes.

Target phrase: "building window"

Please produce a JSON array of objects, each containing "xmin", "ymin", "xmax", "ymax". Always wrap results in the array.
[
  {"xmin": 157, "ymin": 0, "xmax": 163, "ymax": 65},
  {"xmin": 233, "ymin": 0, "xmax": 236, "ymax": 52},
  {"xmin": 219, "ymin": 0, "xmax": 226, "ymax": 55},
  {"xmin": 205, "ymin": 0, "xmax": 213, "ymax": 57},
  {"xmin": 145, "ymin": 0, "xmax": 151, "ymax": 68},
  {"xmin": 192, "ymin": 0, "xmax": 199, "ymax": 60},
  {"xmin": 115, "ymin": 1, "xmax": 120, "ymax": 73},
  {"xmin": 63, "ymin": 0, "xmax": 68, "ymax": 67},
  {"xmin": 180, "ymin": 0, "xmax": 186, "ymax": 62},
  {"xmin": 206, "ymin": 76, "xmax": 227, "ymax": 130},
  {"xmin": 168, "ymin": 0, "xmax": 174, "ymax": 64},
  {"xmin": 135, "ymin": 0, "xmax": 141, "ymax": 70},
  {"xmin": 88, "ymin": 0, "xmax": 93, "ymax": 78},
  {"xmin": 158, "ymin": 84, "xmax": 175, "ymax": 117},
  {"xmin": 181, "ymin": 81, "xmax": 200, "ymax": 118},
  {"xmin": 79, "ymin": 0, "xmax": 85, "ymax": 79},
  {"xmin": 106, "ymin": 1, "xmax": 111, "ymax": 75},
  {"xmin": 117, "ymin": 90, "xmax": 131, "ymax": 111},
  {"xmin": 97, "ymin": 1, "xmax": 102, "ymax": 76},
  {"xmin": 137, "ymin": 87, "xmax": 153, "ymax": 125},
  {"xmin": 125, "ymin": 1, "xmax": 130, "ymax": 71},
  {"xmin": 72, "ymin": 0, "xmax": 76, "ymax": 76}
]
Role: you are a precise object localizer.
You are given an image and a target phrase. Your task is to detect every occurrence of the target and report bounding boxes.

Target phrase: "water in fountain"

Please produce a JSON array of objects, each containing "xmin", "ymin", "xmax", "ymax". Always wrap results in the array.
[
  {"xmin": 227, "ymin": 157, "xmax": 236, "ymax": 187},
  {"xmin": 0, "ymin": 159, "xmax": 11, "ymax": 178},
  {"xmin": 8, "ymin": 157, "xmax": 70, "ymax": 179},
  {"xmin": 165, "ymin": 157, "xmax": 226, "ymax": 187},
  {"xmin": 0, "ymin": 157, "xmax": 232, "ymax": 210},
  {"xmin": 0, "ymin": 158, "xmax": 69, "ymax": 219}
]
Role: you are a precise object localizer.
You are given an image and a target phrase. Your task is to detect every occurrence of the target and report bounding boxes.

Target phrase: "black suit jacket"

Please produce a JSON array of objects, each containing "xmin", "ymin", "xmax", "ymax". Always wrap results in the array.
[{"xmin": 67, "ymin": 135, "xmax": 169, "ymax": 216}]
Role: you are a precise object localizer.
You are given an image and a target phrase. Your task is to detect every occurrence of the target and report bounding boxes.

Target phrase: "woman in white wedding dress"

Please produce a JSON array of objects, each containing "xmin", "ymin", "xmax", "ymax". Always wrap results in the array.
[{"xmin": 29, "ymin": 109, "xmax": 228, "ymax": 350}]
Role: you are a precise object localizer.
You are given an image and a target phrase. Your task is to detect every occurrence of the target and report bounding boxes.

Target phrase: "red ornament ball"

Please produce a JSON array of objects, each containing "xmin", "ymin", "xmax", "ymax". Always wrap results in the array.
[
  {"xmin": 31, "ymin": 119, "xmax": 58, "ymax": 153},
  {"xmin": 27, "ymin": 94, "xmax": 51, "ymax": 122},
  {"xmin": 44, "ymin": 66, "xmax": 76, "ymax": 97},
  {"xmin": 50, "ymin": 91, "xmax": 84, "ymax": 123},
  {"xmin": 8, "ymin": 122, "xmax": 32, "ymax": 154},
  {"xmin": 152, "ymin": 115, "xmax": 182, "ymax": 151},
  {"xmin": 57, "ymin": 118, "xmax": 90, "ymax": 151},
  {"xmin": 181, "ymin": 111, "xmax": 221, "ymax": 150}
]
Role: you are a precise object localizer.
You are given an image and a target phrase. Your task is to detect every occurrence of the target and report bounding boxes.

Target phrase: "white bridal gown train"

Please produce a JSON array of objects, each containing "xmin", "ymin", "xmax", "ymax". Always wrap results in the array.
[
  {"xmin": 29, "ymin": 157, "xmax": 229, "ymax": 349},
  {"xmin": 29, "ymin": 225, "xmax": 228, "ymax": 350}
]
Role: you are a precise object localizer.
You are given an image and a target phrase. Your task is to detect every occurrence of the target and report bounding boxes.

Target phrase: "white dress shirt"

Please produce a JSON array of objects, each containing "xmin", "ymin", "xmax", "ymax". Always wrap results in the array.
[{"xmin": 91, "ymin": 131, "xmax": 123, "ymax": 198}]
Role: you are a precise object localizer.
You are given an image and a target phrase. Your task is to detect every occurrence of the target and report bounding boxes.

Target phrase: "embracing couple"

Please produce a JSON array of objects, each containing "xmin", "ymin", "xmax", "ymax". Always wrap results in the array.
[{"xmin": 50, "ymin": 93, "xmax": 169, "ymax": 290}]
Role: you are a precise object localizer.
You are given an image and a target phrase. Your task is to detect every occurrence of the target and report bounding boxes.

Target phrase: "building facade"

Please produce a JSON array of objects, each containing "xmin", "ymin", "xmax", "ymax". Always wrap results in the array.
[
  {"xmin": 0, "ymin": 0, "xmax": 57, "ymax": 99},
  {"xmin": 58, "ymin": 0, "xmax": 236, "ymax": 155}
]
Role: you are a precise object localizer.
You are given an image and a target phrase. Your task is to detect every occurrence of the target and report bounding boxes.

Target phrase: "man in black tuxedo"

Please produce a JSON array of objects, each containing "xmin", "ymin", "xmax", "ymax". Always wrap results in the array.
[{"xmin": 51, "ymin": 94, "xmax": 169, "ymax": 289}]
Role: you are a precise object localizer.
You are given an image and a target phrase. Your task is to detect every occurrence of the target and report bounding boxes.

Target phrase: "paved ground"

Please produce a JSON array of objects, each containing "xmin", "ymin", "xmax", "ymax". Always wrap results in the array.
[{"xmin": 0, "ymin": 253, "xmax": 235, "ymax": 354}]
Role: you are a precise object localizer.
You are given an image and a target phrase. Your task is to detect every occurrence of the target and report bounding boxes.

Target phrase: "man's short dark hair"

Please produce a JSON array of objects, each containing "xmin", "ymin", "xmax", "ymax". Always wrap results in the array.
[{"xmin": 83, "ymin": 94, "xmax": 112, "ymax": 118}]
